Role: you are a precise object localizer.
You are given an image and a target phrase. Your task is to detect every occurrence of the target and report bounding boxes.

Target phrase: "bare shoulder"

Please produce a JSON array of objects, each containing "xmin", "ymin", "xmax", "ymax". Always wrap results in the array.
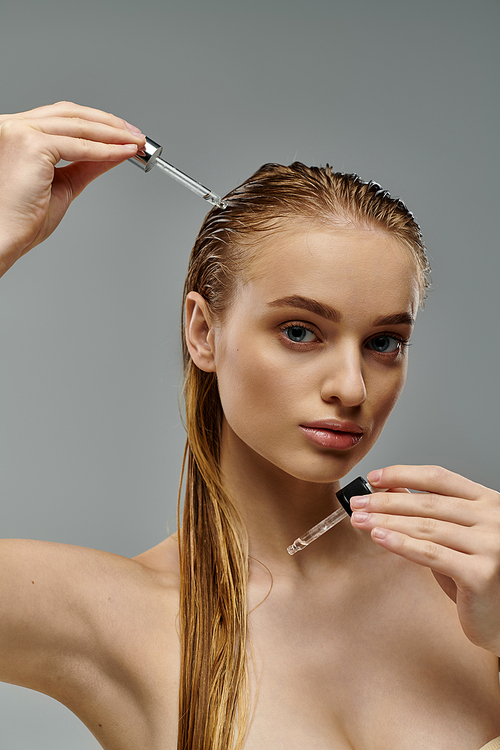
[
  {"xmin": 133, "ymin": 533, "xmax": 180, "ymax": 580},
  {"xmin": 0, "ymin": 535, "xmax": 176, "ymax": 607},
  {"xmin": 0, "ymin": 536, "xmax": 181, "ymax": 748},
  {"xmin": 0, "ymin": 535, "xmax": 180, "ymax": 691}
]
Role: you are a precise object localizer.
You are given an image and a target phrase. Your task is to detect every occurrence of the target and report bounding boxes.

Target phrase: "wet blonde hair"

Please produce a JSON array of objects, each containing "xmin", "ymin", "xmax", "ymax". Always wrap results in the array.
[{"xmin": 177, "ymin": 163, "xmax": 430, "ymax": 750}]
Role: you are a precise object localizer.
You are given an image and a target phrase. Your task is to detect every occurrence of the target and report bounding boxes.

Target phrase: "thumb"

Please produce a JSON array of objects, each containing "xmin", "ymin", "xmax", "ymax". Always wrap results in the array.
[{"xmin": 58, "ymin": 158, "xmax": 128, "ymax": 200}]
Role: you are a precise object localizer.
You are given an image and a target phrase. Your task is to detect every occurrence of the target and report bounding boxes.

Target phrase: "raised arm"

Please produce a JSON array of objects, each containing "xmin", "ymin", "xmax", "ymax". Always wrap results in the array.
[
  {"xmin": 0, "ymin": 101, "xmax": 144, "ymax": 277},
  {"xmin": 0, "ymin": 104, "xmax": 153, "ymax": 713}
]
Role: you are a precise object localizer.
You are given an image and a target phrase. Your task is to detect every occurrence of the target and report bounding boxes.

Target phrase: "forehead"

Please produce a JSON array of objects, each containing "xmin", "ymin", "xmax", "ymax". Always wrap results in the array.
[{"xmin": 237, "ymin": 222, "xmax": 421, "ymax": 320}]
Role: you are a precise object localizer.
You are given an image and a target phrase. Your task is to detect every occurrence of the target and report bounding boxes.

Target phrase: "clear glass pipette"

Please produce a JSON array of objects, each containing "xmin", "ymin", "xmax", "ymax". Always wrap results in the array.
[
  {"xmin": 154, "ymin": 156, "xmax": 227, "ymax": 209},
  {"xmin": 287, "ymin": 476, "xmax": 372, "ymax": 555},
  {"xmin": 128, "ymin": 136, "xmax": 227, "ymax": 209},
  {"xmin": 287, "ymin": 507, "xmax": 348, "ymax": 555}
]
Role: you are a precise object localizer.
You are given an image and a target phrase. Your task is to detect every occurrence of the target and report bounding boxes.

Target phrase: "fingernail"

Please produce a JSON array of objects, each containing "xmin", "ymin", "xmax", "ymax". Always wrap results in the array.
[
  {"xmin": 124, "ymin": 143, "xmax": 138, "ymax": 151},
  {"xmin": 352, "ymin": 511, "xmax": 370, "ymax": 523},
  {"xmin": 125, "ymin": 122, "xmax": 143, "ymax": 135},
  {"xmin": 372, "ymin": 527, "xmax": 387, "ymax": 540},
  {"xmin": 368, "ymin": 469, "xmax": 382, "ymax": 483},
  {"xmin": 350, "ymin": 495, "xmax": 368, "ymax": 509}
]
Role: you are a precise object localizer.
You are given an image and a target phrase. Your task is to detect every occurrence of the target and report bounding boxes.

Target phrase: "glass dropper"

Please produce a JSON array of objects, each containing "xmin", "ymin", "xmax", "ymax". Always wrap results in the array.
[
  {"xmin": 128, "ymin": 136, "xmax": 227, "ymax": 209},
  {"xmin": 287, "ymin": 507, "xmax": 348, "ymax": 555},
  {"xmin": 287, "ymin": 476, "xmax": 372, "ymax": 555}
]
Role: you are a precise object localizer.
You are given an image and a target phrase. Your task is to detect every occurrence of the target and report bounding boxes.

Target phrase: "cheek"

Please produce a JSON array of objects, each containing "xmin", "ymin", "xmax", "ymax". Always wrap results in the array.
[
  {"xmin": 218, "ymin": 347, "xmax": 276, "ymax": 416},
  {"xmin": 369, "ymin": 363, "xmax": 407, "ymax": 436},
  {"xmin": 215, "ymin": 341, "xmax": 295, "ymax": 442}
]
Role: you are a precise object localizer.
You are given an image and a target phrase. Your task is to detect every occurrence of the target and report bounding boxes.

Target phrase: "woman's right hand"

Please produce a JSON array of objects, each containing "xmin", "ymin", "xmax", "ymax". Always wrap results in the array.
[{"xmin": 0, "ymin": 101, "xmax": 145, "ymax": 277}]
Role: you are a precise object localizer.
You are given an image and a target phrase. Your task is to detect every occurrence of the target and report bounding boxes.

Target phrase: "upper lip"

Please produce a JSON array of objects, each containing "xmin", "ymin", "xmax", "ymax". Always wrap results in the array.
[{"xmin": 300, "ymin": 420, "xmax": 364, "ymax": 434}]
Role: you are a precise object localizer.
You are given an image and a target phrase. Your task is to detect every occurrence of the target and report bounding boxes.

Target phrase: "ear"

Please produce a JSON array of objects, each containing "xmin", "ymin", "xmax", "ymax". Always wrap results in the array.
[{"xmin": 184, "ymin": 291, "xmax": 216, "ymax": 372}]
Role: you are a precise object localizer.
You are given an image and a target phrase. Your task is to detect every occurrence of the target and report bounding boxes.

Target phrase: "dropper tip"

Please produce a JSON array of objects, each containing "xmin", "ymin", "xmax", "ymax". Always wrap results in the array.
[
  {"xmin": 204, "ymin": 191, "xmax": 228, "ymax": 210},
  {"xmin": 212, "ymin": 196, "xmax": 228, "ymax": 210}
]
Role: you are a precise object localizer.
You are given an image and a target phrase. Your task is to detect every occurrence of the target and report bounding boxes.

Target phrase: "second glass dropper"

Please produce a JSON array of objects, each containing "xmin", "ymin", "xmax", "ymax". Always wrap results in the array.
[
  {"xmin": 128, "ymin": 136, "xmax": 227, "ymax": 210},
  {"xmin": 287, "ymin": 476, "xmax": 372, "ymax": 555}
]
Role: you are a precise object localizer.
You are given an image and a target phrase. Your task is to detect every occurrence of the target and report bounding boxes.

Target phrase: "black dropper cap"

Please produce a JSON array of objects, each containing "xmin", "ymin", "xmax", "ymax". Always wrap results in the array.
[{"xmin": 335, "ymin": 476, "xmax": 372, "ymax": 516}]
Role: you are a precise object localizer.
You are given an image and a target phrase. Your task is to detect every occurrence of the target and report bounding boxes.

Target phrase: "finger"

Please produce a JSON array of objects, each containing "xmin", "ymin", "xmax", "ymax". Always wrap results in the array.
[
  {"xmin": 368, "ymin": 465, "xmax": 487, "ymax": 501},
  {"xmin": 351, "ymin": 490, "xmax": 476, "ymax": 525},
  {"xmin": 1, "ymin": 101, "xmax": 141, "ymax": 135},
  {"xmin": 0, "ymin": 116, "xmax": 144, "ymax": 155},
  {"xmin": 0, "ymin": 118, "xmax": 141, "ymax": 166},
  {"xmin": 51, "ymin": 137, "xmax": 139, "ymax": 164},
  {"xmin": 369, "ymin": 526, "xmax": 468, "ymax": 581},
  {"xmin": 371, "ymin": 486, "xmax": 409, "ymax": 494},
  {"xmin": 351, "ymin": 511, "xmax": 480, "ymax": 554},
  {"xmin": 26, "ymin": 116, "xmax": 144, "ymax": 145},
  {"xmin": 56, "ymin": 158, "xmax": 128, "ymax": 200}
]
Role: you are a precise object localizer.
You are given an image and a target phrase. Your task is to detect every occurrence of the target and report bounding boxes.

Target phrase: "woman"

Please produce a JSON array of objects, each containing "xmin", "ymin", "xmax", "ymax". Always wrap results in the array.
[{"xmin": 1, "ymin": 102, "xmax": 500, "ymax": 750}]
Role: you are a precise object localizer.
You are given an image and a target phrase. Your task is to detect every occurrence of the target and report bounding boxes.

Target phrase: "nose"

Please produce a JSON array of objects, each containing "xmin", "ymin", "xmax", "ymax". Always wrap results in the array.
[{"xmin": 319, "ymin": 345, "xmax": 366, "ymax": 407}]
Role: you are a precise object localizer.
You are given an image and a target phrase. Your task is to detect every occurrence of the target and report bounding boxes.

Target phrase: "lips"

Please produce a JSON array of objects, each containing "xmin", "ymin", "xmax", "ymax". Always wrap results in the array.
[{"xmin": 299, "ymin": 420, "xmax": 364, "ymax": 450}]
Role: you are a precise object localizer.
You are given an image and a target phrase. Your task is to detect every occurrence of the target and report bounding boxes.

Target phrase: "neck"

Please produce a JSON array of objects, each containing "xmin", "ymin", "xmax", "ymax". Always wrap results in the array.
[{"xmin": 219, "ymin": 420, "xmax": 363, "ymax": 573}]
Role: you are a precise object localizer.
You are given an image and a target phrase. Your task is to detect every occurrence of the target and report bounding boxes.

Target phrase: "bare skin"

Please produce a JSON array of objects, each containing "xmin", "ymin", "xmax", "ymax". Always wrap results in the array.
[{"xmin": 2, "ymin": 103, "xmax": 500, "ymax": 750}]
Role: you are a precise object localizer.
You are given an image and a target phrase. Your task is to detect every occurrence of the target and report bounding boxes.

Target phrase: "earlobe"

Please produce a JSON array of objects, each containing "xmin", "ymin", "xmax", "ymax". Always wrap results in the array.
[{"xmin": 185, "ymin": 292, "xmax": 216, "ymax": 372}]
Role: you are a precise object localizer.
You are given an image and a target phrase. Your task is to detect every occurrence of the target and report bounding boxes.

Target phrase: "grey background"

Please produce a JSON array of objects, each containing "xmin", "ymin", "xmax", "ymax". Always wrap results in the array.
[{"xmin": 0, "ymin": 0, "xmax": 498, "ymax": 747}]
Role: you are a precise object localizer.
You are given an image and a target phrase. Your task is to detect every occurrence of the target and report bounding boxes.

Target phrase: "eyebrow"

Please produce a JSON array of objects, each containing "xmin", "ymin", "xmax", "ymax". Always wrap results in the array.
[{"xmin": 267, "ymin": 295, "xmax": 415, "ymax": 327}]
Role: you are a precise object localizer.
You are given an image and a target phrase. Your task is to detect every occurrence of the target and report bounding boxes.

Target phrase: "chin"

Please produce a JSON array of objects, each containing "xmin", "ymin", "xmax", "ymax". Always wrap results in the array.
[
  {"xmin": 285, "ymin": 434, "xmax": 381, "ymax": 483},
  {"xmin": 274, "ymin": 450, "xmax": 366, "ymax": 485}
]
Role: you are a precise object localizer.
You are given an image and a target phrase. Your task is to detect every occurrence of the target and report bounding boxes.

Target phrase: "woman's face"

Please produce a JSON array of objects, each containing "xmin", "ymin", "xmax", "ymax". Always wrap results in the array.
[{"xmin": 210, "ymin": 222, "xmax": 421, "ymax": 483}]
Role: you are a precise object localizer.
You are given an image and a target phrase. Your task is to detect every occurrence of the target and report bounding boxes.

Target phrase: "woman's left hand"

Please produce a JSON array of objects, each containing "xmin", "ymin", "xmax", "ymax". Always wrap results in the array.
[{"xmin": 350, "ymin": 465, "xmax": 500, "ymax": 655}]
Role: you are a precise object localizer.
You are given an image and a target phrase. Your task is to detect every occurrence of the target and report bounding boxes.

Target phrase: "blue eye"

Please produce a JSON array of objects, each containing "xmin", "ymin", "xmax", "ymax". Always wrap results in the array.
[
  {"xmin": 368, "ymin": 335, "xmax": 403, "ymax": 354},
  {"xmin": 283, "ymin": 325, "xmax": 316, "ymax": 343}
]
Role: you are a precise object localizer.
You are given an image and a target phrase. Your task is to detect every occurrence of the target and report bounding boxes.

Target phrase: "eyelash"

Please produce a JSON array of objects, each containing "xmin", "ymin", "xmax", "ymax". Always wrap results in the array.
[
  {"xmin": 278, "ymin": 323, "xmax": 411, "ymax": 357},
  {"xmin": 367, "ymin": 333, "xmax": 411, "ymax": 357},
  {"xmin": 278, "ymin": 322, "xmax": 318, "ymax": 348}
]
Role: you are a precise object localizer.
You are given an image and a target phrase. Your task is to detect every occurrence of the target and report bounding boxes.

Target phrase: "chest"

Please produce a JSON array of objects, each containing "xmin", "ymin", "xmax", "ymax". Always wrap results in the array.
[
  {"xmin": 88, "ymin": 561, "xmax": 500, "ymax": 750},
  {"xmin": 242, "ymin": 564, "xmax": 500, "ymax": 750}
]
